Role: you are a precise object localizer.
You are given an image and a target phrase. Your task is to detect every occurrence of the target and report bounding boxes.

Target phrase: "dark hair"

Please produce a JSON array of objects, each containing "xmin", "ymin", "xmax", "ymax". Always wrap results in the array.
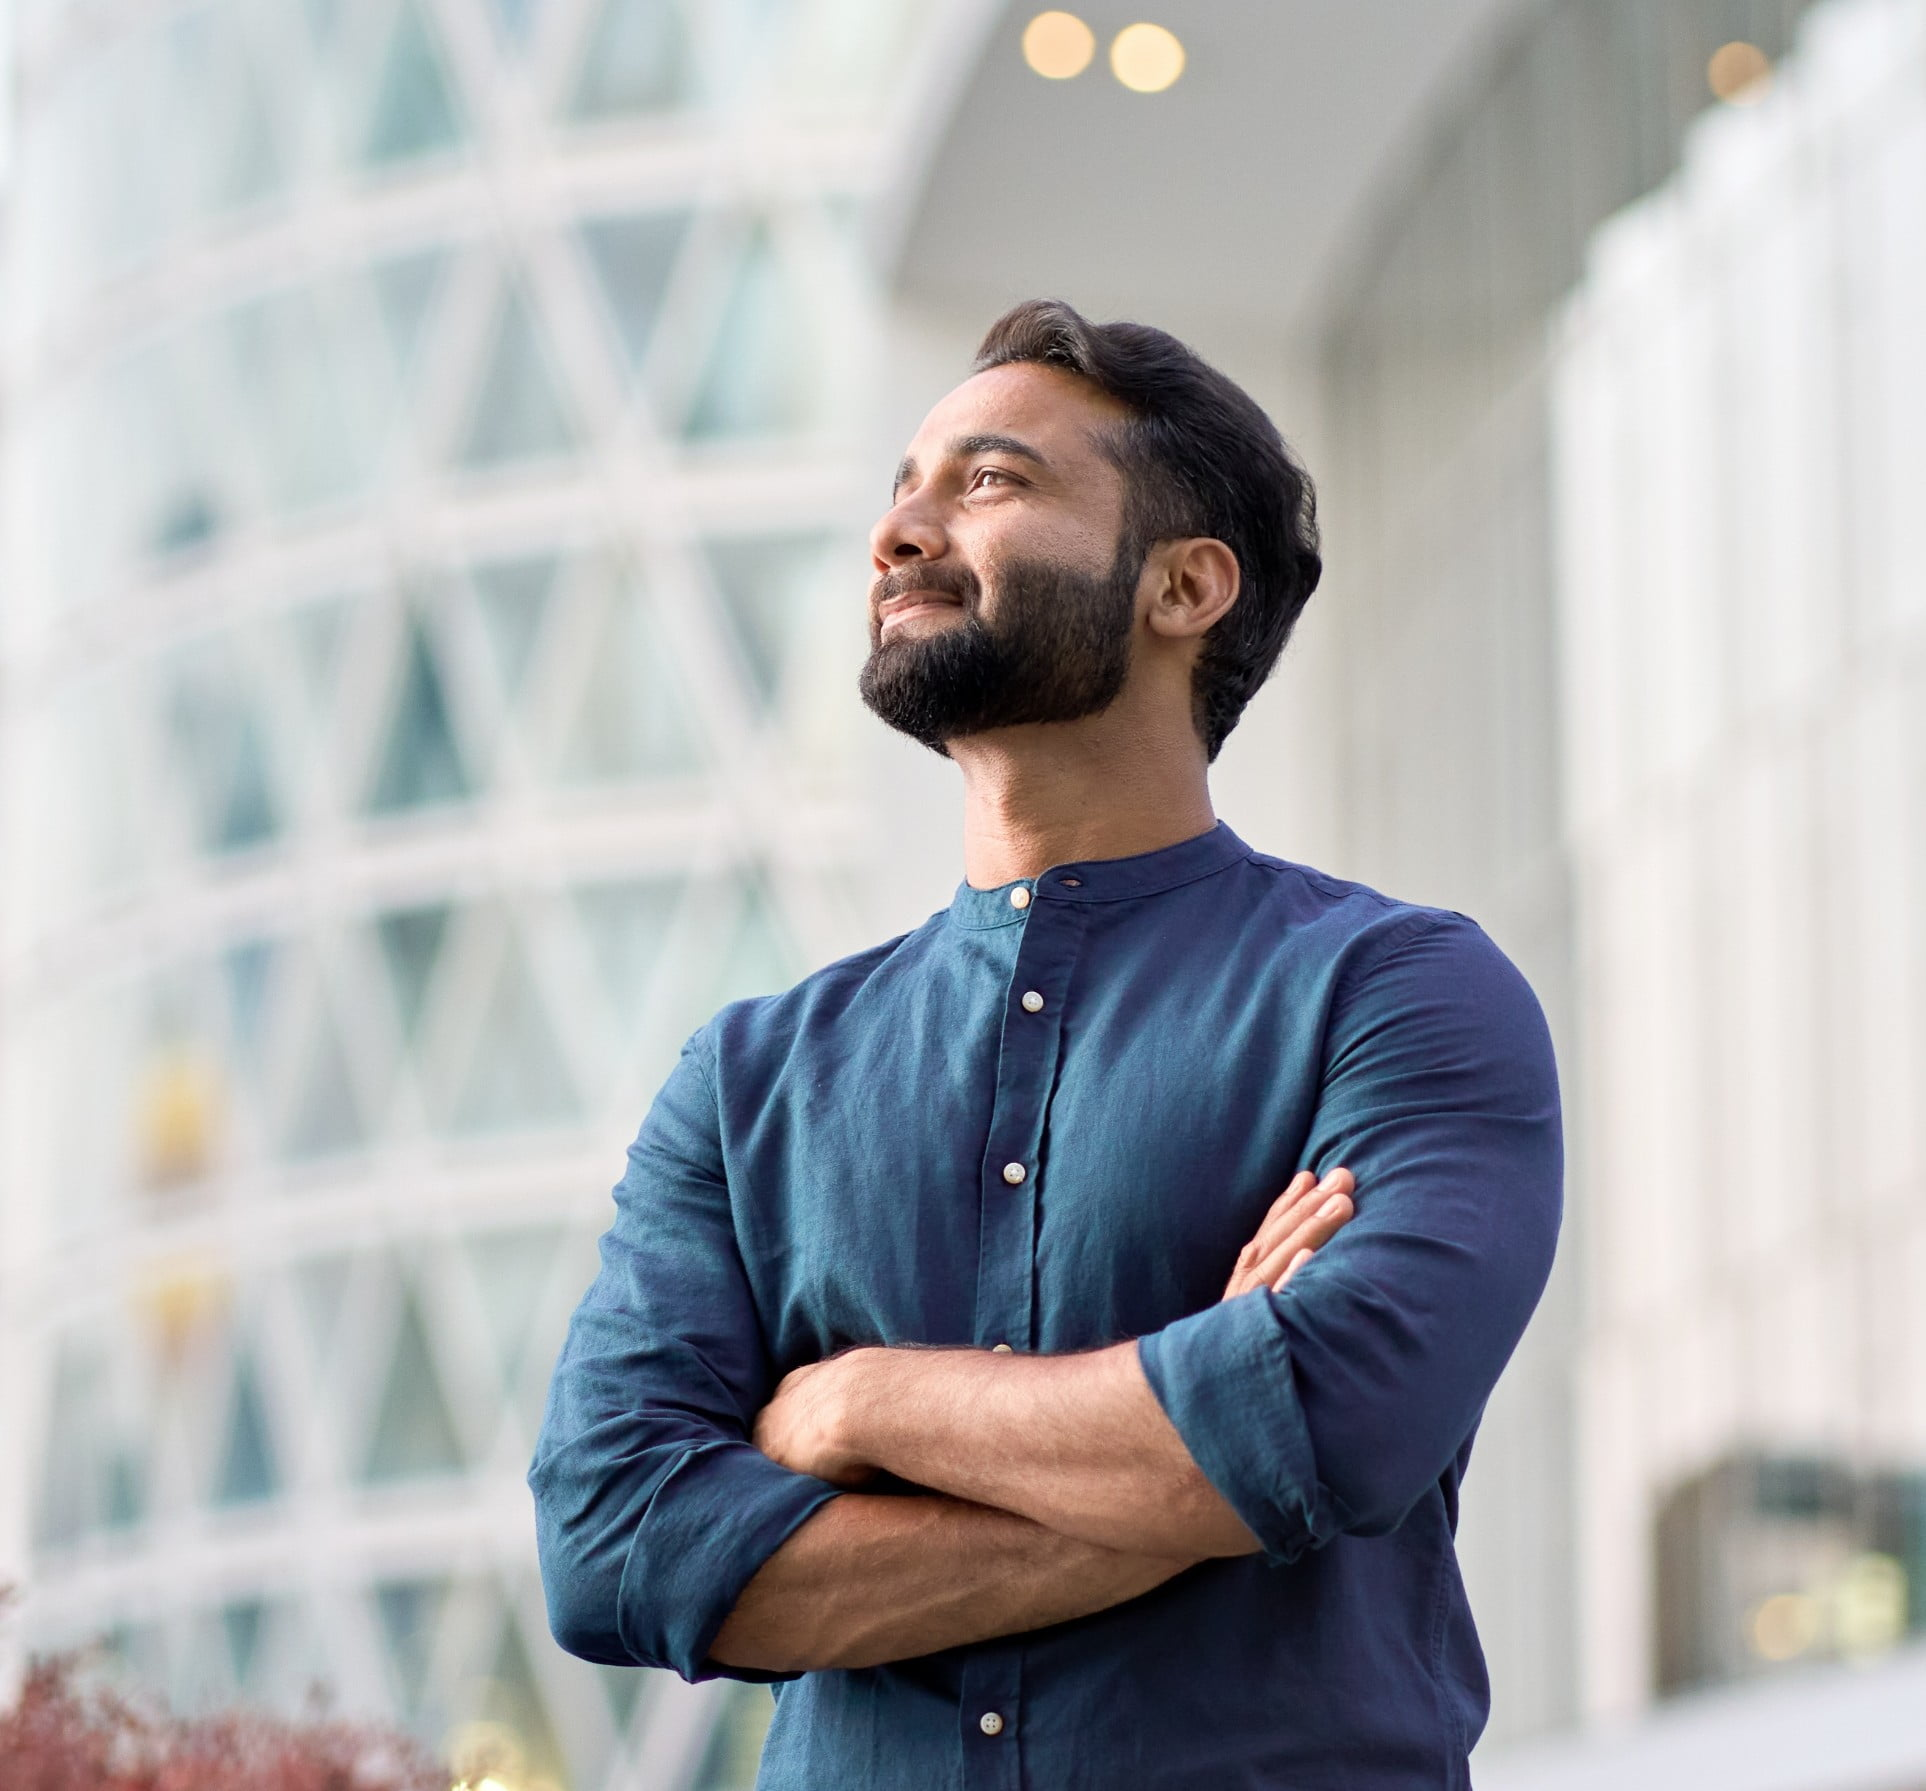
[{"xmin": 973, "ymin": 299, "xmax": 1321, "ymax": 760}]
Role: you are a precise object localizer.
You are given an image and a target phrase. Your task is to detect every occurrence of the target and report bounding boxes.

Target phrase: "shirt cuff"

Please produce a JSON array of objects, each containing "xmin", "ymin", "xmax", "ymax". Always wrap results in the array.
[
  {"xmin": 618, "ymin": 1440, "xmax": 842, "ymax": 1682},
  {"xmin": 1138, "ymin": 1292, "xmax": 1342, "ymax": 1563}
]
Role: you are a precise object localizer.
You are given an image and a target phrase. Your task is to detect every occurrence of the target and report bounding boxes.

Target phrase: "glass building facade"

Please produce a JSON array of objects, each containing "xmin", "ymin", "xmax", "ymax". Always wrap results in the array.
[{"xmin": 0, "ymin": 1, "xmax": 936, "ymax": 1785}]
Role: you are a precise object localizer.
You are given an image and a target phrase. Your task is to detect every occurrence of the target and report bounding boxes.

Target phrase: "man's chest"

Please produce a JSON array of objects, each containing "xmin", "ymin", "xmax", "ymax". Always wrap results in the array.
[{"xmin": 725, "ymin": 935, "xmax": 1331, "ymax": 1366}]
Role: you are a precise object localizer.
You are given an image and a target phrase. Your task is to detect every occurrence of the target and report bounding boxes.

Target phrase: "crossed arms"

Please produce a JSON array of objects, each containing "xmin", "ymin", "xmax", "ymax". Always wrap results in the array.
[
  {"xmin": 530, "ymin": 913, "xmax": 1563, "ymax": 1686},
  {"xmin": 711, "ymin": 1169, "xmax": 1356, "ymax": 1672}
]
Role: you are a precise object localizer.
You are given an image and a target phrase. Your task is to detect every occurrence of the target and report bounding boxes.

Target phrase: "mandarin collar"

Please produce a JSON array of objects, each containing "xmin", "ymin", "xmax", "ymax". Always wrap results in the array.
[{"xmin": 947, "ymin": 821, "xmax": 1252, "ymax": 931}]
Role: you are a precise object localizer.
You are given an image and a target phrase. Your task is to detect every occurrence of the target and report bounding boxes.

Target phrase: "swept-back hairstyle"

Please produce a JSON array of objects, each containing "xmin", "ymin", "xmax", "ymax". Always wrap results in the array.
[{"xmin": 973, "ymin": 300, "xmax": 1321, "ymax": 760}]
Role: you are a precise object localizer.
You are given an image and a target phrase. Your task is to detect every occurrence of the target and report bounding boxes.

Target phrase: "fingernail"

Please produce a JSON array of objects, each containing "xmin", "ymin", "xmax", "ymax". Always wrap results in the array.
[
  {"xmin": 1316, "ymin": 1169, "xmax": 1344, "ymax": 1192},
  {"xmin": 1319, "ymin": 1194, "xmax": 1348, "ymax": 1219}
]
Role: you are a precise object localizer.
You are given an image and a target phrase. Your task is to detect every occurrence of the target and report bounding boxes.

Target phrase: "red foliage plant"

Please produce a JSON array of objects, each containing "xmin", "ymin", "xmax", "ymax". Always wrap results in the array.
[{"xmin": 0, "ymin": 1651, "xmax": 450, "ymax": 1791}]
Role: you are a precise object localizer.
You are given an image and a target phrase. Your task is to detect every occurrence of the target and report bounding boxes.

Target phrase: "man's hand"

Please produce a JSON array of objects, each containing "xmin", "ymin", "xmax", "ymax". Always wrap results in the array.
[
  {"xmin": 754, "ymin": 1355, "xmax": 876, "ymax": 1487},
  {"xmin": 757, "ymin": 1166, "xmax": 1359, "ymax": 1488},
  {"xmin": 1220, "ymin": 1166, "xmax": 1354, "ymax": 1300}
]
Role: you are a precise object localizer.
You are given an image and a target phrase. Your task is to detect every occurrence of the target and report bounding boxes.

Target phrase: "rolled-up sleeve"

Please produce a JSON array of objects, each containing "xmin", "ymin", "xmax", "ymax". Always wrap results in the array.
[
  {"xmin": 529, "ymin": 1031, "xmax": 841, "ymax": 1682},
  {"xmin": 1138, "ymin": 912, "xmax": 1562, "ymax": 1562}
]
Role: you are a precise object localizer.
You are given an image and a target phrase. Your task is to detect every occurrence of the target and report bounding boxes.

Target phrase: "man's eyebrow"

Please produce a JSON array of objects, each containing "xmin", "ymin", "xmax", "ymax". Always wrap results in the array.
[
  {"xmin": 950, "ymin": 432, "xmax": 1050, "ymax": 468},
  {"xmin": 892, "ymin": 433, "xmax": 1051, "ymax": 497}
]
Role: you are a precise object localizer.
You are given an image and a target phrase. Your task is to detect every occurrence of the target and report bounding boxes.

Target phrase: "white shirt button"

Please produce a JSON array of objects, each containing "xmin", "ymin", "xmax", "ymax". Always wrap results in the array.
[
  {"xmin": 1020, "ymin": 990, "xmax": 1044, "ymax": 1013},
  {"xmin": 1008, "ymin": 886, "xmax": 1031, "ymax": 910},
  {"xmin": 1001, "ymin": 1162, "xmax": 1027, "ymax": 1185},
  {"xmin": 979, "ymin": 1712, "xmax": 1006, "ymax": 1737},
  {"xmin": 991, "ymin": 1342, "xmax": 1014, "ymax": 1354}
]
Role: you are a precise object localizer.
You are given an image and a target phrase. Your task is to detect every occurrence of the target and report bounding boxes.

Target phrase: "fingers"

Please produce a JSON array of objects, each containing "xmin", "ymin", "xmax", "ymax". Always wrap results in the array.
[
  {"xmin": 1234, "ymin": 1171, "xmax": 1315, "ymax": 1271},
  {"xmin": 1222, "ymin": 1167, "xmax": 1355, "ymax": 1300},
  {"xmin": 1249, "ymin": 1167, "xmax": 1352, "ymax": 1266},
  {"xmin": 1250, "ymin": 1176, "xmax": 1353, "ymax": 1292},
  {"xmin": 1223, "ymin": 1171, "xmax": 1313, "ymax": 1299}
]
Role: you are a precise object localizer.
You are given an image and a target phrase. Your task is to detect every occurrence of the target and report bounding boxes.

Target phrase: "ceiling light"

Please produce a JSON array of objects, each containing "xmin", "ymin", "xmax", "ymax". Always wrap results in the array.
[
  {"xmin": 1707, "ymin": 41, "xmax": 1772, "ymax": 104},
  {"xmin": 1023, "ymin": 11, "xmax": 1096, "ymax": 80},
  {"xmin": 1110, "ymin": 22, "xmax": 1185, "ymax": 93}
]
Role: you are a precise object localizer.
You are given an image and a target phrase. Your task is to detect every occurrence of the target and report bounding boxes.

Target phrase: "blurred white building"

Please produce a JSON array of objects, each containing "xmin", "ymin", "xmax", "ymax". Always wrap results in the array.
[
  {"xmin": 0, "ymin": 2, "xmax": 944, "ymax": 1784},
  {"xmin": 4, "ymin": 1, "xmax": 1926, "ymax": 1788}
]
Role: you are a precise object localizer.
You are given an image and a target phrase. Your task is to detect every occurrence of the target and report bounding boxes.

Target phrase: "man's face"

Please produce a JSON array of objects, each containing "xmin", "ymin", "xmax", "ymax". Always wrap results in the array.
[{"xmin": 859, "ymin": 362, "xmax": 1145, "ymax": 752}]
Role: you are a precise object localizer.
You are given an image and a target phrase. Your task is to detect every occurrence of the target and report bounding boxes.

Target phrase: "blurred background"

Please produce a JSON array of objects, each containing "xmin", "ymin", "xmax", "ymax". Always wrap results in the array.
[{"xmin": 0, "ymin": 1, "xmax": 1922, "ymax": 1787}]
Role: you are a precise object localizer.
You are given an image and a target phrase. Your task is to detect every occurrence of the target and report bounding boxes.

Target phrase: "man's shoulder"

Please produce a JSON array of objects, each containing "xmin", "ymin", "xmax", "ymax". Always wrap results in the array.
[
  {"xmin": 699, "ymin": 913, "xmax": 944, "ymax": 1053},
  {"xmin": 1229, "ymin": 848, "xmax": 1534, "ymax": 1004},
  {"xmin": 1235, "ymin": 847, "xmax": 1461, "ymax": 946}
]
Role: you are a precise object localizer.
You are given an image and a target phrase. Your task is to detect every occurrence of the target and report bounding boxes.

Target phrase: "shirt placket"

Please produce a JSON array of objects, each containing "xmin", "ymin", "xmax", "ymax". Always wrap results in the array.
[{"xmin": 962, "ymin": 884, "xmax": 1087, "ymax": 1790}]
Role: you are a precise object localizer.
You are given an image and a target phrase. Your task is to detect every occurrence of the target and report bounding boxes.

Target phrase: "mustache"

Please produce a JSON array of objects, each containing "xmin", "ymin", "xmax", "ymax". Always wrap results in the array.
[{"xmin": 870, "ymin": 563, "xmax": 982, "ymax": 612}]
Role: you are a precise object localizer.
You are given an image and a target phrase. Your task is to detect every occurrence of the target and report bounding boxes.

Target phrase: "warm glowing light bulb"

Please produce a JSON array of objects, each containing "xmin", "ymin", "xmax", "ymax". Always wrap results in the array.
[
  {"xmin": 1022, "ymin": 11, "xmax": 1096, "ymax": 80},
  {"xmin": 1110, "ymin": 22, "xmax": 1185, "ymax": 93},
  {"xmin": 1708, "ymin": 41, "xmax": 1771, "ymax": 104},
  {"xmin": 1747, "ymin": 1591, "xmax": 1820, "ymax": 1662}
]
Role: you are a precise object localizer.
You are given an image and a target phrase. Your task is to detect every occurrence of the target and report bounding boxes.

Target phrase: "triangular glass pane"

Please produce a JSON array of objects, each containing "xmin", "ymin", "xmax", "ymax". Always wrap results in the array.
[
  {"xmin": 363, "ymin": 1285, "xmax": 465, "ymax": 1481},
  {"xmin": 282, "ymin": 995, "xmax": 366, "ymax": 1159},
  {"xmin": 692, "ymin": 1680, "xmax": 777, "ymax": 1791},
  {"xmin": 374, "ymin": 1577, "xmax": 449, "ymax": 1716},
  {"xmin": 170, "ymin": 648, "xmax": 282, "ymax": 854},
  {"xmin": 290, "ymin": 596, "xmax": 351, "ymax": 724},
  {"xmin": 574, "ymin": 877, "xmax": 682, "ymax": 1037},
  {"xmin": 302, "ymin": 0, "xmax": 345, "ymax": 52},
  {"xmin": 703, "ymin": 533, "xmax": 826, "ymax": 708},
  {"xmin": 178, "ymin": 1610, "xmax": 234, "ymax": 1714},
  {"xmin": 366, "ymin": 616, "xmax": 472, "ymax": 813},
  {"xmin": 684, "ymin": 227, "xmax": 816, "ymax": 441},
  {"xmin": 206, "ymin": 19, "xmax": 285, "ymax": 213},
  {"xmin": 470, "ymin": 553, "xmax": 559, "ymax": 696},
  {"xmin": 598, "ymin": 1662, "xmax": 647, "ymax": 1733},
  {"xmin": 223, "ymin": 938, "xmax": 277, "ymax": 1065},
  {"xmin": 710, "ymin": 879, "xmax": 794, "ymax": 1008},
  {"xmin": 481, "ymin": 1612, "xmax": 567, "ymax": 1787},
  {"xmin": 463, "ymin": 1227, "xmax": 564, "ymax": 1391},
  {"xmin": 36, "ymin": 1340, "xmax": 104, "ymax": 1548},
  {"xmin": 294, "ymin": 1253, "xmax": 355, "ymax": 1369},
  {"xmin": 490, "ymin": 0, "xmax": 540, "ymax": 44},
  {"xmin": 375, "ymin": 903, "xmax": 451, "ymax": 1042},
  {"xmin": 569, "ymin": 0, "xmax": 693, "ymax": 120},
  {"xmin": 364, "ymin": 0, "xmax": 466, "ymax": 166},
  {"xmin": 104, "ymin": 1447, "xmax": 146, "ymax": 1531},
  {"xmin": 214, "ymin": 1348, "xmax": 279, "ymax": 1505},
  {"xmin": 554, "ymin": 578, "xmax": 701, "ymax": 784},
  {"xmin": 222, "ymin": 1600, "xmax": 268, "ymax": 1688},
  {"xmin": 579, "ymin": 210, "xmax": 690, "ymax": 370},
  {"xmin": 456, "ymin": 284, "xmax": 578, "ymax": 468},
  {"xmin": 371, "ymin": 247, "xmax": 448, "ymax": 373},
  {"xmin": 449, "ymin": 931, "xmax": 580, "ymax": 1134}
]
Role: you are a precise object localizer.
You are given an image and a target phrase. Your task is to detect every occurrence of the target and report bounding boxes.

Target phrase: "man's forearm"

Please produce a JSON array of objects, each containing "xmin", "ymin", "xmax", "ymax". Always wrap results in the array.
[
  {"xmin": 838, "ymin": 1343, "xmax": 1260, "ymax": 1559},
  {"xmin": 708, "ymin": 1492, "xmax": 1193, "ymax": 1674}
]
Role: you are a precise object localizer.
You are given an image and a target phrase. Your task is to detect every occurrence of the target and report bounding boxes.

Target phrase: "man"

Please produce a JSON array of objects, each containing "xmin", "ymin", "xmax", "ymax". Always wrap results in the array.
[{"xmin": 531, "ymin": 300, "xmax": 1562, "ymax": 1788}]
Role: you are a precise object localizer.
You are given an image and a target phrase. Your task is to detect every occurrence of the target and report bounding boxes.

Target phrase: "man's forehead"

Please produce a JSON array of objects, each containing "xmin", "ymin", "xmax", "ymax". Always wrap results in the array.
[{"xmin": 904, "ymin": 362, "xmax": 1126, "ymax": 465}]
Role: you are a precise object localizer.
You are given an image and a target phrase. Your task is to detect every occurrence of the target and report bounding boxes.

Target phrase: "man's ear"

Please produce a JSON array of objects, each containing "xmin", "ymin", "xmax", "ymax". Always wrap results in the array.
[{"xmin": 1142, "ymin": 538, "xmax": 1240, "ymax": 640}]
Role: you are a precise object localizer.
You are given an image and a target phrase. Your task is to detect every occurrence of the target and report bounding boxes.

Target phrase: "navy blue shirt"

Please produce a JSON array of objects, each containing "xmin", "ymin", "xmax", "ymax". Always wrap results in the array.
[{"xmin": 531, "ymin": 823, "xmax": 1562, "ymax": 1789}]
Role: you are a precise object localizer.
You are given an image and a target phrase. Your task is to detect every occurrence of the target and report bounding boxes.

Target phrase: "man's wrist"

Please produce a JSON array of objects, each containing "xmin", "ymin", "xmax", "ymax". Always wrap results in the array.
[{"xmin": 836, "ymin": 1346, "xmax": 910, "ymax": 1471}]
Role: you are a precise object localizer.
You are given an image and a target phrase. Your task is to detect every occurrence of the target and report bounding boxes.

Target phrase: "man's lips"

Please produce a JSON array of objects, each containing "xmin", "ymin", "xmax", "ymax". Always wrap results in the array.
[{"xmin": 877, "ymin": 590, "xmax": 966, "ymax": 630}]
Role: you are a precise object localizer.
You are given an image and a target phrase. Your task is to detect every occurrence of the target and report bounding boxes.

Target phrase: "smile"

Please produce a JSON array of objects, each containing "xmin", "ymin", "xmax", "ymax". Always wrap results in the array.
[{"xmin": 879, "ymin": 594, "xmax": 965, "ymax": 630}]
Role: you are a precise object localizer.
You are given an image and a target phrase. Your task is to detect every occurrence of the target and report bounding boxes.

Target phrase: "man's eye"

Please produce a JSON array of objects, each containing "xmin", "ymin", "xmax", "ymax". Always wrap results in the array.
[{"xmin": 971, "ymin": 467, "xmax": 1014, "ymax": 490}]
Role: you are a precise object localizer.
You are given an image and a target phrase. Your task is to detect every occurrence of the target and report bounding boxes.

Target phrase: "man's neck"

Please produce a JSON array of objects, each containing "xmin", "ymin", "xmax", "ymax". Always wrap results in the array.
[{"xmin": 949, "ymin": 702, "xmax": 1217, "ymax": 888}]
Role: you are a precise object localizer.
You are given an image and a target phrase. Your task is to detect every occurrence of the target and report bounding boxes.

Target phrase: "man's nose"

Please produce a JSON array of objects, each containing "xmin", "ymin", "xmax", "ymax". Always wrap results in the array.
[{"xmin": 869, "ymin": 493, "xmax": 946, "ymax": 571}]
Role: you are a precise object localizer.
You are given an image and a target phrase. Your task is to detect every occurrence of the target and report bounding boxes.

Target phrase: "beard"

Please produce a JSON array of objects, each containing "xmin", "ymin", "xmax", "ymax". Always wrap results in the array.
[{"xmin": 858, "ymin": 540, "xmax": 1143, "ymax": 754}]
